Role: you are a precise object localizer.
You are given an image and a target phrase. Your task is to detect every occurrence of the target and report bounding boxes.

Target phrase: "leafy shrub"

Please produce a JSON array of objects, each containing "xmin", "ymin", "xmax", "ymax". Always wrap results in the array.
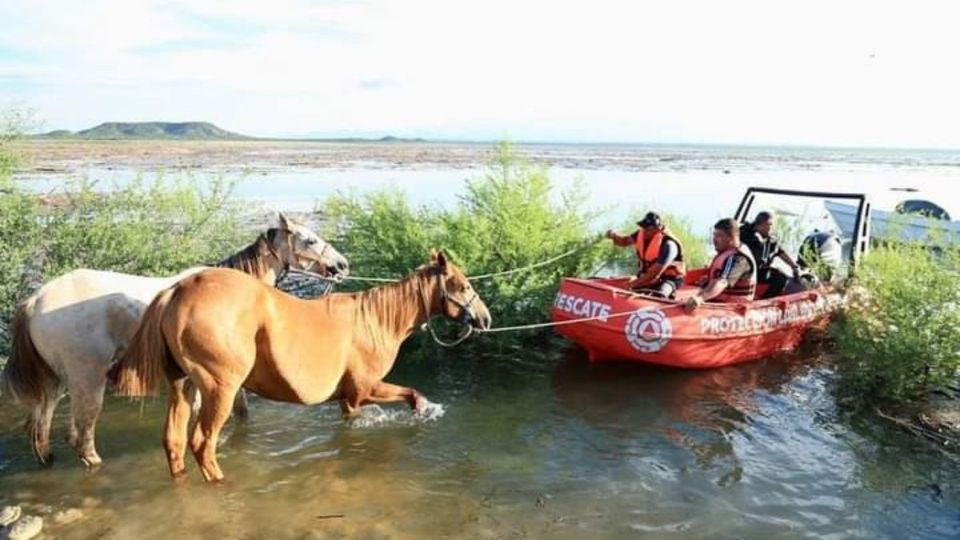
[
  {"xmin": 34, "ymin": 175, "xmax": 245, "ymax": 277},
  {"xmin": 0, "ymin": 111, "xmax": 249, "ymax": 357},
  {"xmin": 833, "ymin": 241, "xmax": 960, "ymax": 401},
  {"xmin": 323, "ymin": 142, "xmax": 613, "ymax": 341}
]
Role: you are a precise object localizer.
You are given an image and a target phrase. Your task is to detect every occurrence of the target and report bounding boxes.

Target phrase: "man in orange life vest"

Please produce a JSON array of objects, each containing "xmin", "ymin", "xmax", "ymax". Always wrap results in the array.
[
  {"xmin": 685, "ymin": 218, "xmax": 757, "ymax": 311},
  {"xmin": 605, "ymin": 211, "xmax": 686, "ymax": 298}
]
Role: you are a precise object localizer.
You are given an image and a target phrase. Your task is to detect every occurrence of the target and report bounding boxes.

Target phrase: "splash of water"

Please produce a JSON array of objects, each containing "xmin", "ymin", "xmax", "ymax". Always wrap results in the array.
[{"xmin": 348, "ymin": 399, "xmax": 446, "ymax": 429}]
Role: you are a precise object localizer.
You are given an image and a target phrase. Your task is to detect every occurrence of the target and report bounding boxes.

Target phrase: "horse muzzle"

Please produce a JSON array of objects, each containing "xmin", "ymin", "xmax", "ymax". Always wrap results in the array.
[
  {"xmin": 467, "ymin": 309, "xmax": 492, "ymax": 331},
  {"xmin": 326, "ymin": 258, "xmax": 350, "ymax": 278}
]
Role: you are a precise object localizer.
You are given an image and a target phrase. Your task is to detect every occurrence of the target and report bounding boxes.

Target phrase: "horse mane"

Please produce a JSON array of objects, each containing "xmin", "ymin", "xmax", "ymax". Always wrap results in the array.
[
  {"xmin": 216, "ymin": 229, "xmax": 281, "ymax": 279},
  {"xmin": 350, "ymin": 266, "xmax": 434, "ymax": 357}
]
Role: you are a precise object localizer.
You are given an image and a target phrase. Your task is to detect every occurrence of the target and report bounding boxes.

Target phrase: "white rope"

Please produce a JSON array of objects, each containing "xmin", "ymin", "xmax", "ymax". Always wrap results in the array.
[
  {"xmin": 286, "ymin": 270, "xmax": 399, "ymax": 283},
  {"xmin": 338, "ymin": 275, "xmax": 400, "ymax": 283},
  {"xmin": 287, "ymin": 237, "xmax": 603, "ymax": 285},
  {"xmin": 421, "ymin": 320, "xmax": 475, "ymax": 347},
  {"xmin": 476, "ymin": 307, "xmax": 645, "ymax": 334},
  {"xmin": 285, "ymin": 237, "xmax": 614, "ymax": 341},
  {"xmin": 468, "ymin": 237, "xmax": 603, "ymax": 280}
]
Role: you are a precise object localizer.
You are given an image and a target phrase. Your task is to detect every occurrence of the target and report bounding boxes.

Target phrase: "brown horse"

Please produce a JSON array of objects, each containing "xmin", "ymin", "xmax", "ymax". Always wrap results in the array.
[
  {"xmin": 2, "ymin": 213, "xmax": 348, "ymax": 468},
  {"xmin": 111, "ymin": 251, "xmax": 491, "ymax": 482}
]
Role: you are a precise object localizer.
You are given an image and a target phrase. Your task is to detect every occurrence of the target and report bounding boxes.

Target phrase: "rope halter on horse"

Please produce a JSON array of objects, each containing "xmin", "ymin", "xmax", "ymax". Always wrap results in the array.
[
  {"xmin": 418, "ymin": 264, "xmax": 480, "ymax": 347},
  {"xmin": 262, "ymin": 229, "xmax": 335, "ymax": 283}
]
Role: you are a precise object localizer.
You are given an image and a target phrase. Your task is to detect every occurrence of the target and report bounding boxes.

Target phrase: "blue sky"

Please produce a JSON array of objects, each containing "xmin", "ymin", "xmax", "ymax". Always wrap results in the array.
[{"xmin": 1, "ymin": 0, "xmax": 958, "ymax": 147}]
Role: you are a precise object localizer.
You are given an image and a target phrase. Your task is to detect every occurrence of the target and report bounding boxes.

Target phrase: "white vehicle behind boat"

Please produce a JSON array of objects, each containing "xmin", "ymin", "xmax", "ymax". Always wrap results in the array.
[{"xmin": 825, "ymin": 192, "xmax": 960, "ymax": 247}]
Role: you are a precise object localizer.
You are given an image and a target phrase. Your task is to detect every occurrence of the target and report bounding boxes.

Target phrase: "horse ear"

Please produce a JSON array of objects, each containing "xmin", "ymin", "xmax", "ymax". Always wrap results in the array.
[
  {"xmin": 436, "ymin": 250, "xmax": 448, "ymax": 274},
  {"xmin": 278, "ymin": 212, "xmax": 292, "ymax": 230}
]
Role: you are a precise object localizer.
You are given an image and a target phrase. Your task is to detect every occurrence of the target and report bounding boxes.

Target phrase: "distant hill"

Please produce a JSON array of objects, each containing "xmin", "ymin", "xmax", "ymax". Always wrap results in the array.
[
  {"xmin": 376, "ymin": 135, "xmax": 428, "ymax": 143},
  {"xmin": 33, "ymin": 122, "xmax": 433, "ymax": 143},
  {"xmin": 39, "ymin": 129, "xmax": 75, "ymax": 139},
  {"xmin": 38, "ymin": 122, "xmax": 250, "ymax": 140}
]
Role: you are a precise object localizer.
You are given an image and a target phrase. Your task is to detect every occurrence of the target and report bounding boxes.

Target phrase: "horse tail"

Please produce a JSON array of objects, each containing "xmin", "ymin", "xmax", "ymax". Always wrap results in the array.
[
  {"xmin": 3, "ymin": 297, "xmax": 63, "ymax": 465},
  {"xmin": 109, "ymin": 286, "xmax": 176, "ymax": 397},
  {"xmin": 2, "ymin": 297, "xmax": 60, "ymax": 406}
]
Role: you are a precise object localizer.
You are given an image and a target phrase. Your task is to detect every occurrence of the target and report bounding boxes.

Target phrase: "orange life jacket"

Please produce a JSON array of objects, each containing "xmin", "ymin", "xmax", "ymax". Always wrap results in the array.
[
  {"xmin": 708, "ymin": 243, "xmax": 757, "ymax": 303},
  {"xmin": 634, "ymin": 229, "xmax": 686, "ymax": 279}
]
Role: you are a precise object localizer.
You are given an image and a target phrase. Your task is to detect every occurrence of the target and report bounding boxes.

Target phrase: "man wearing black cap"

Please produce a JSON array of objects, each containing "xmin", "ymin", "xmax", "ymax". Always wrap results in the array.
[{"xmin": 606, "ymin": 211, "xmax": 686, "ymax": 298}]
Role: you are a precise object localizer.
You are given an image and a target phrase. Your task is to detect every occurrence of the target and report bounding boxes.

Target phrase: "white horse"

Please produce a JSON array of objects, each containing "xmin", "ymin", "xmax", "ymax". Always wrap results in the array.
[{"xmin": 1, "ymin": 213, "xmax": 349, "ymax": 467}]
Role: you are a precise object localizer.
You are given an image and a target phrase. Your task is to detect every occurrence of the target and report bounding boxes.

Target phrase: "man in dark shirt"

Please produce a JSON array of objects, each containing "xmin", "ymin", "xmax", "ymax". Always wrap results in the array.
[
  {"xmin": 606, "ymin": 212, "xmax": 686, "ymax": 298},
  {"xmin": 740, "ymin": 211, "xmax": 800, "ymax": 299}
]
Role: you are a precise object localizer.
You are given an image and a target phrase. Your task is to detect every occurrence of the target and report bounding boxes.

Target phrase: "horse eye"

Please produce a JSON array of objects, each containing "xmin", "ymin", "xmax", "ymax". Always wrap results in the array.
[{"xmin": 305, "ymin": 238, "xmax": 317, "ymax": 246}]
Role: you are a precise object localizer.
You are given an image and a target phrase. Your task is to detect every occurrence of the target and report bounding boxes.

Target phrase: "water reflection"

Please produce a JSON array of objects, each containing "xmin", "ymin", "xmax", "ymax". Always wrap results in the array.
[
  {"xmin": 551, "ymin": 347, "xmax": 816, "ymax": 484},
  {"xmin": 2, "ymin": 342, "xmax": 959, "ymax": 538}
]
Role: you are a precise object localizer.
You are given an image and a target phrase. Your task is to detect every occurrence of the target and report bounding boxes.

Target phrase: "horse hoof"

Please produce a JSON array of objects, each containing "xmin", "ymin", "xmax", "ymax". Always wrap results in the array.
[
  {"xmin": 35, "ymin": 453, "xmax": 54, "ymax": 468},
  {"xmin": 208, "ymin": 477, "xmax": 228, "ymax": 487},
  {"xmin": 80, "ymin": 454, "xmax": 103, "ymax": 469},
  {"xmin": 413, "ymin": 395, "xmax": 427, "ymax": 415},
  {"xmin": 171, "ymin": 471, "xmax": 189, "ymax": 486}
]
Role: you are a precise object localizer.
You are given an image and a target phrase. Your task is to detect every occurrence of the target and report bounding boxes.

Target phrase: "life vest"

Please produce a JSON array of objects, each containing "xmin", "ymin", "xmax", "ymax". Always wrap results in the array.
[
  {"xmin": 634, "ymin": 229, "xmax": 686, "ymax": 279},
  {"xmin": 708, "ymin": 243, "xmax": 757, "ymax": 303},
  {"xmin": 741, "ymin": 226, "xmax": 781, "ymax": 270}
]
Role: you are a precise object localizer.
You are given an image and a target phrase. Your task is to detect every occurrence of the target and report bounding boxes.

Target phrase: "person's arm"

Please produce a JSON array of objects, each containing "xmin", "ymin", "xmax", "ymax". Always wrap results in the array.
[
  {"xmin": 634, "ymin": 240, "xmax": 678, "ymax": 286},
  {"xmin": 606, "ymin": 229, "xmax": 637, "ymax": 248},
  {"xmin": 776, "ymin": 248, "xmax": 801, "ymax": 277},
  {"xmin": 685, "ymin": 255, "xmax": 750, "ymax": 310}
]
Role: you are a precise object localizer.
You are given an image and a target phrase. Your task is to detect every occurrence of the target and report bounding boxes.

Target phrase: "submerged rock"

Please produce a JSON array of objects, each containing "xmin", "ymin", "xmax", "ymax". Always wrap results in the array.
[
  {"xmin": 53, "ymin": 508, "xmax": 84, "ymax": 525},
  {"xmin": 0, "ymin": 506, "xmax": 21, "ymax": 527},
  {"xmin": 917, "ymin": 401, "xmax": 960, "ymax": 437},
  {"xmin": 29, "ymin": 506, "xmax": 52, "ymax": 516},
  {"xmin": 4, "ymin": 515, "xmax": 42, "ymax": 540},
  {"xmin": 877, "ymin": 398, "xmax": 960, "ymax": 448}
]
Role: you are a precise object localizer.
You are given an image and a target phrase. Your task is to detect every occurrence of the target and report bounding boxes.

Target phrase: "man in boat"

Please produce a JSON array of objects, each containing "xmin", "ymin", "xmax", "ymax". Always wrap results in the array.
[
  {"xmin": 740, "ymin": 211, "xmax": 801, "ymax": 299},
  {"xmin": 605, "ymin": 211, "xmax": 686, "ymax": 298},
  {"xmin": 685, "ymin": 218, "xmax": 757, "ymax": 311}
]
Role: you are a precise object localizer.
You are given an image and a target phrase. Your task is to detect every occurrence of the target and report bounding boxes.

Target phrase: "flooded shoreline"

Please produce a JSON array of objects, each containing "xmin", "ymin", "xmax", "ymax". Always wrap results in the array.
[
  {"xmin": 3, "ymin": 140, "xmax": 960, "ymax": 538},
  {"xmin": 12, "ymin": 142, "xmax": 960, "ymax": 240},
  {"xmin": 14, "ymin": 139, "xmax": 960, "ymax": 177},
  {"xmin": 2, "ymin": 347, "xmax": 959, "ymax": 539}
]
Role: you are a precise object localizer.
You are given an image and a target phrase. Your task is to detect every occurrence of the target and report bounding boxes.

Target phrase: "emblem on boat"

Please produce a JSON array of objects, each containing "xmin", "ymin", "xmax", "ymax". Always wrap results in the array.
[{"xmin": 624, "ymin": 308, "xmax": 672, "ymax": 353}]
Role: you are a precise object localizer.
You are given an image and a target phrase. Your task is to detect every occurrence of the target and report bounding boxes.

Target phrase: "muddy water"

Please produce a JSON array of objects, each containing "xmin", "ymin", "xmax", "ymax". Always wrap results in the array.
[
  {"xmin": 5, "ymin": 146, "xmax": 960, "ymax": 537},
  {"xmin": 1, "ymin": 346, "xmax": 958, "ymax": 539}
]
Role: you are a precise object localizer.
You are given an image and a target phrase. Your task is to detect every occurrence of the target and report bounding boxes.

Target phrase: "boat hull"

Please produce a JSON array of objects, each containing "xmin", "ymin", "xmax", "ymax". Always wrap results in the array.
[{"xmin": 551, "ymin": 275, "xmax": 843, "ymax": 368}]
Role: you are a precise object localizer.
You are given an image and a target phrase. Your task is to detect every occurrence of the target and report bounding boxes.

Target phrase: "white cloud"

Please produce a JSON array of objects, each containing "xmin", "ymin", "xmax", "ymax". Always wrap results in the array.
[{"xmin": 1, "ymin": 0, "xmax": 959, "ymax": 146}]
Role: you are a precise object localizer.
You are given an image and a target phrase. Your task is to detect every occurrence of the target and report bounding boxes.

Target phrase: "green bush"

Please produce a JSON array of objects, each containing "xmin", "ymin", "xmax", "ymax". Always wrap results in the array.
[
  {"xmin": 323, "ymin": 142, "xmax": 613, "ymax": 341},
  {"xmin": 34, "ymin": 175, "xmax": 246, "ymax": 277},
  {"xmin": 0, "ymin": 112, "xmax": 249, "ymax": 357},
  {"xmin": 833, "ymin": 242, "xmax": 960, "ymax": 401}
]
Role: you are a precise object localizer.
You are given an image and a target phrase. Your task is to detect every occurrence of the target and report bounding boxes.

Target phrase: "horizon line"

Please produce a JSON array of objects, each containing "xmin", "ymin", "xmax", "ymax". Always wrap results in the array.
[{"xmin": 33, "ymin": 122, "xmax": 960, "ymax": 153}]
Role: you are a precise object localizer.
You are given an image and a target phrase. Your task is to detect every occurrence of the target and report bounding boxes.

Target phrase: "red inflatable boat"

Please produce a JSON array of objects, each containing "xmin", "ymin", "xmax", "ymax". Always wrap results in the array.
[
  {"xmin": 551, "ymin": 187, "xmax": 871, "ymax": 368},
  {"xmin": 552, "ymin": 271, "xmax": 843, "ymax": 367}
]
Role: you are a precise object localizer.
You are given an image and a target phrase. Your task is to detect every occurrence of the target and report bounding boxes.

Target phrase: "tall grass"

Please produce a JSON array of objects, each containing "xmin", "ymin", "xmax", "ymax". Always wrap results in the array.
[{"xmin": 833, "ymin": 240, "xmax": 960, "ymax": 402}]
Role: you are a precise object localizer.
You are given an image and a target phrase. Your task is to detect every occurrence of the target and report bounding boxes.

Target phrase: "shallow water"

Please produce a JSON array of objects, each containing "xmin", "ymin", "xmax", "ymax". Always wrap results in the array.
[
  {"xmin": 1, "ymin": 346, "xmax": 958, "ymax": 539},
  {"xmin": 5, "ymin": 144, "xmax": 960, "ymax": 537}
]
